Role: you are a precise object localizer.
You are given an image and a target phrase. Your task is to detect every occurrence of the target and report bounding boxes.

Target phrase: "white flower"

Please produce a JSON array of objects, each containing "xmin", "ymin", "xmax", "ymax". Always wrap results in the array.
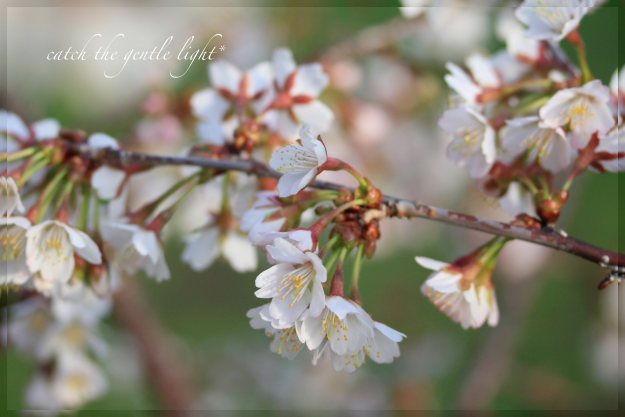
[
  {"xmin": 499, "ymin": 182, "xmax": 537, "ymax": 217},
  {"xmin": 540, "ymin": 80, "xmax": 615, "ymax": 149},
  {"xmin": 255, "ymin": 237, "xmax": 327, "ymax": 328},
  {"xmin": 247, "ymin": 304, "xmax": 303, "ymax": 359},
  {"xmin": 445, "ymin": 54, "xmax": 500, "ymax": 107},
  {"xmin": 182, "ymin": 226, "xmax": 257, "ymax": 273},
  {"xmin": 515, "ymin": 0, "xmax": 594, "ymax": 42},
  {"xmin": 191, "ymin": 59, "xmax": 272, "ymax": 145},
  {"xmin": 296, "ymin": 296, "xmax": 374, "ymax": 357},
  {"xmin": 269, "ymin": 125, "xmax": 328, "ymax": 197},
  {"xmin": 26, "ymin": 220, "xmax": 102, "ymax": 290},
  {"xmin": 592, "ymin": 126, "xmax": 624, "ymax": 172},
  {"xmin": 502, "ymin": 116, "xmax": 573, "ymax": 172},
  {"xmin": 49, "ymin": 351, "xmax": 108, "ymax": 408},
  {"xmin": 1, "ymin": 216, "xmax": 31, "ymax": 286},
  {"xmin": 25, "ymin": 373, "xmax": 62, "ymax": 413},
  {"xmin": 1, "ymin": 176, "xmax": 25, "ymax": 216},
  {"xmin": 241, "ymin": 191, "xmax": 286, "ymax": 245},
  {"xmin": 439, "ymin": 106, "xmax": 497, "ymax": 178},
  {"xmin": 261, "ymin": 48, "xmax": 334, "ymax": 140},
  {"xmin": 101, "ymin": 222, "xmax": 170, "ymax": 281},
  {"xmin": 5, "ymin": 298, "xmax": 53, "ymax": 357},
  {"xmin": 88, "ymin": 133, "xmax": 125, "ymax": 200},
  {"xmin": 496, "ymin": 8, "xmax": 541, "ymax": 62},
  {"xmin": 416, "ymin": 256, "xmax": 499, "ymax": 329},
  {"xmin": 313, "ymin": 320, "xmax": 406, "ymax": 372}
]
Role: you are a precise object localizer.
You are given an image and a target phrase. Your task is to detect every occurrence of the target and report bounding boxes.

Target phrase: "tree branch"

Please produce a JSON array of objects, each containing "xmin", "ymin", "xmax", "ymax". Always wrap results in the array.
[{"xmin": 85, "ymin": 146, "xmax": 624, "ymax": 271}]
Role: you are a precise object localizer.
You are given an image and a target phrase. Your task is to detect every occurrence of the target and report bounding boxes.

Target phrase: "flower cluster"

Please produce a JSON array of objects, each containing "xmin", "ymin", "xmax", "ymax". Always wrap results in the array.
[
  {"xmin": 415, "ymin": 0, "xmax": 623, "ymax": 328},
  {"xmin": 244, "ymin": 125, "xmax": 405, "ymax": 371}
]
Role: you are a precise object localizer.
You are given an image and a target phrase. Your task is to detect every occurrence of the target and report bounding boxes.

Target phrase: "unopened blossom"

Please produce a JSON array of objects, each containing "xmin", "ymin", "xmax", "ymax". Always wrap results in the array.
[
  {"xmin": 313, "ymin": 319, "xmax": 406, "ymax": 373},
  {"xmin": 88, "ymin": 133, "xmax": 125, "ymax": 200},
  {"xmin": 261, "ymin": 48, "xmax": 334, "ymax": 140},
  {"xmin": 255, "ymin": 237, "xmax": 327, "ymax": 328},
  {"xmin": 49, "ymin": 351, "xmax": 108, "ymax": 409},
  {"xmin": 191, "ymin": 59, "xmax": 272, "ymax": 145},
  {"xmin": 101, "ymin": 222, "xmax": 170, "ymax": 281},
  {"xmin": 296, "ymin": 296, "xmax": 374, "ymax": 357},
  {"xmin": 439, "ymin": 106, "xmax": 497, "ymax": 178},
  {"xmin": 592, "ymin": 126, "xmax": 624, "ymax": 172},
  {"xmin": 540, "ymin": 80, "xmax": 615, "ymax": 149},
  {"xmin": 1, "ymin": 176, "xmax": 25, "ymax": 216},
  {"xmin": 26, "ymin": 220, "xmax": 102, "ymax": 291},
  {"xmin": 498, "ymin": 182, "xmax": 537, "ymax": 217},
  {"xmin": 515, "ymin": 0, "xmax": 595, "ymax": 42},
  {"xmin": 247, "ymin": 304, "xmax": 303, "ymax": 359},
  {"xmin": 502, "ymin": 116, "xmax": 573, "ymax": 172},
  {"xmin": 269, "ymin": 125, "xmax": 328, "ymax": 197},
  {"xmin": 1, "ymin": 216, "xmax": 31, "ymax": 286},
  {"xmin": 416, "ymin": 256, "xmax": 499, "ymax": 329}
]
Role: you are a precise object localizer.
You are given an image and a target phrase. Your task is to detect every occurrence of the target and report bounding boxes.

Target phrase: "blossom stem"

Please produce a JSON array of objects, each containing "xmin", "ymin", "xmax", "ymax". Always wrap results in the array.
[
  {"xmin": 34, "ymin": 167, "xmax": 69, "ymax": 222},
  {"xmin": 15, "ymin": 152, "xmax": 49, "ymax": 186},
  {"xmin": 567, "ymin": 30, "xmax": 593, "ymax": 83},
  {"xmin": 79, "ymin": 184, "xmax": 91, "ymax": 230},
  {"xmin": 350, "ymin": 244, "xmax": 365, "ymax": 302},
  {"xmin": 329, "ymin": 246, "xmax": 349, "ymax": 296},
  {"xmin": 4, "ymin": 147, "xmax": 38, "ymax": 162},
  {"xmin": 147, "ymin": 171, "xmax": 200, "ymax": 216}
]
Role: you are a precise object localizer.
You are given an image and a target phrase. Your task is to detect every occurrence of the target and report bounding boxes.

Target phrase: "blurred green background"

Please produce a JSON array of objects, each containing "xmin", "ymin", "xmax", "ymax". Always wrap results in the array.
[{"xmin": 2, "ymin": 1, "xmax": 623, "ymax": 414}]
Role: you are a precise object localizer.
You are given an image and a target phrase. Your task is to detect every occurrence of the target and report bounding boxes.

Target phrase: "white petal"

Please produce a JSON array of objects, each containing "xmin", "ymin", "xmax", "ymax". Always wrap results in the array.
[
  {"xmin": 209, "ymin": 60, "xmax": 243, "ymax": 93},
  {"xmin": 91, "ymin": 165, "xmax": 125, "ymax": 200},
  {"xmin": 222, "ymin": 232, "xmax": 257, "ymax": 273},
  {"xmin": 87, "ymin": 133, "xmax": 119, "ymax": 151},
  {"xmin": 272, "ymin": 48, "xmax": 297, "ymax": 88},
  {"xmin": 291, "ymin": 63, "xmax": 329, "ymax": 97},
  {"xmin": 32, "ymin": 119, "xmax": 60, "ymax": 140},
  {"xmin": 415, "ymin": 256, "xmax": 449, "ymax": 271}
]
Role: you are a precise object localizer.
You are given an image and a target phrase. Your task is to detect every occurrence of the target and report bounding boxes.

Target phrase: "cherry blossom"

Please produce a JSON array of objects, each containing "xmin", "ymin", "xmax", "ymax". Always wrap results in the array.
[
  {"xmin": 255, "ymin": 237, "xmax": 327, "ymax": 328},
  {"xmin": 1, "ymin": 176, "xmax": 25, "ymax": 216},
  {"xmin": 101, "ymin": 222, "xmax": 170, "ymax": 282},
  {"xmin": 439, "ymin": 106, "xmax": 497, "ymax": 178},
  {"xmin": 269, "ymin": 125, "xmax": 328, "ymax": 197},
  {"xmin": 25, "ymin": 220, "xmax": 102, "ymax": 292},
  {"xmin": 247, "ymin": 304, "xmax": 303, "ymax": 359},
  {"xmin": 539, "ymin": 80, "xmax": 615, "ymax": 149},
  {"xmin": 296, "ymin": 296, "xmax": 374, "ymax": 357},
  {"xmin": 416, "ymin": 256, "xmax": 499, "ymax": 329},
  {"xmin": 515, "ymin": 0, "xmax": 595, "ymax": 42},
  {"xmin": 502, "ymin": 116, "xmax": 573, "ymax": 172},
  {"xmin": 191, "ymin": 59, "xmax": 272, "ymax": 145},
  {"xmin": 1, "ymin": 216, "xmax": 31, "ymax": 286},
  {"xmin": 260, "ymin": 48, "xmax": 334, "ymax": 140}
]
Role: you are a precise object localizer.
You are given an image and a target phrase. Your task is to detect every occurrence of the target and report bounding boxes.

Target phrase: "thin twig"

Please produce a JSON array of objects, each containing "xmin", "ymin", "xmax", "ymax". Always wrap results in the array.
[{"xmin": 84, "ymin": 146, "xmax": 624, "ymax": 270}]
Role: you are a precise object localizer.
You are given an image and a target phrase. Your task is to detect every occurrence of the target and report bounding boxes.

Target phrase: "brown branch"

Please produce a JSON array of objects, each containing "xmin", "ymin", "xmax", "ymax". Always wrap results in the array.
[
  {"xmin": 87, "ymin": 146, "xmax": 624, "ymax": 271},
  {"xmin": 113, "ymin": 277, "xmax": 196, "ymax": 417}
]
